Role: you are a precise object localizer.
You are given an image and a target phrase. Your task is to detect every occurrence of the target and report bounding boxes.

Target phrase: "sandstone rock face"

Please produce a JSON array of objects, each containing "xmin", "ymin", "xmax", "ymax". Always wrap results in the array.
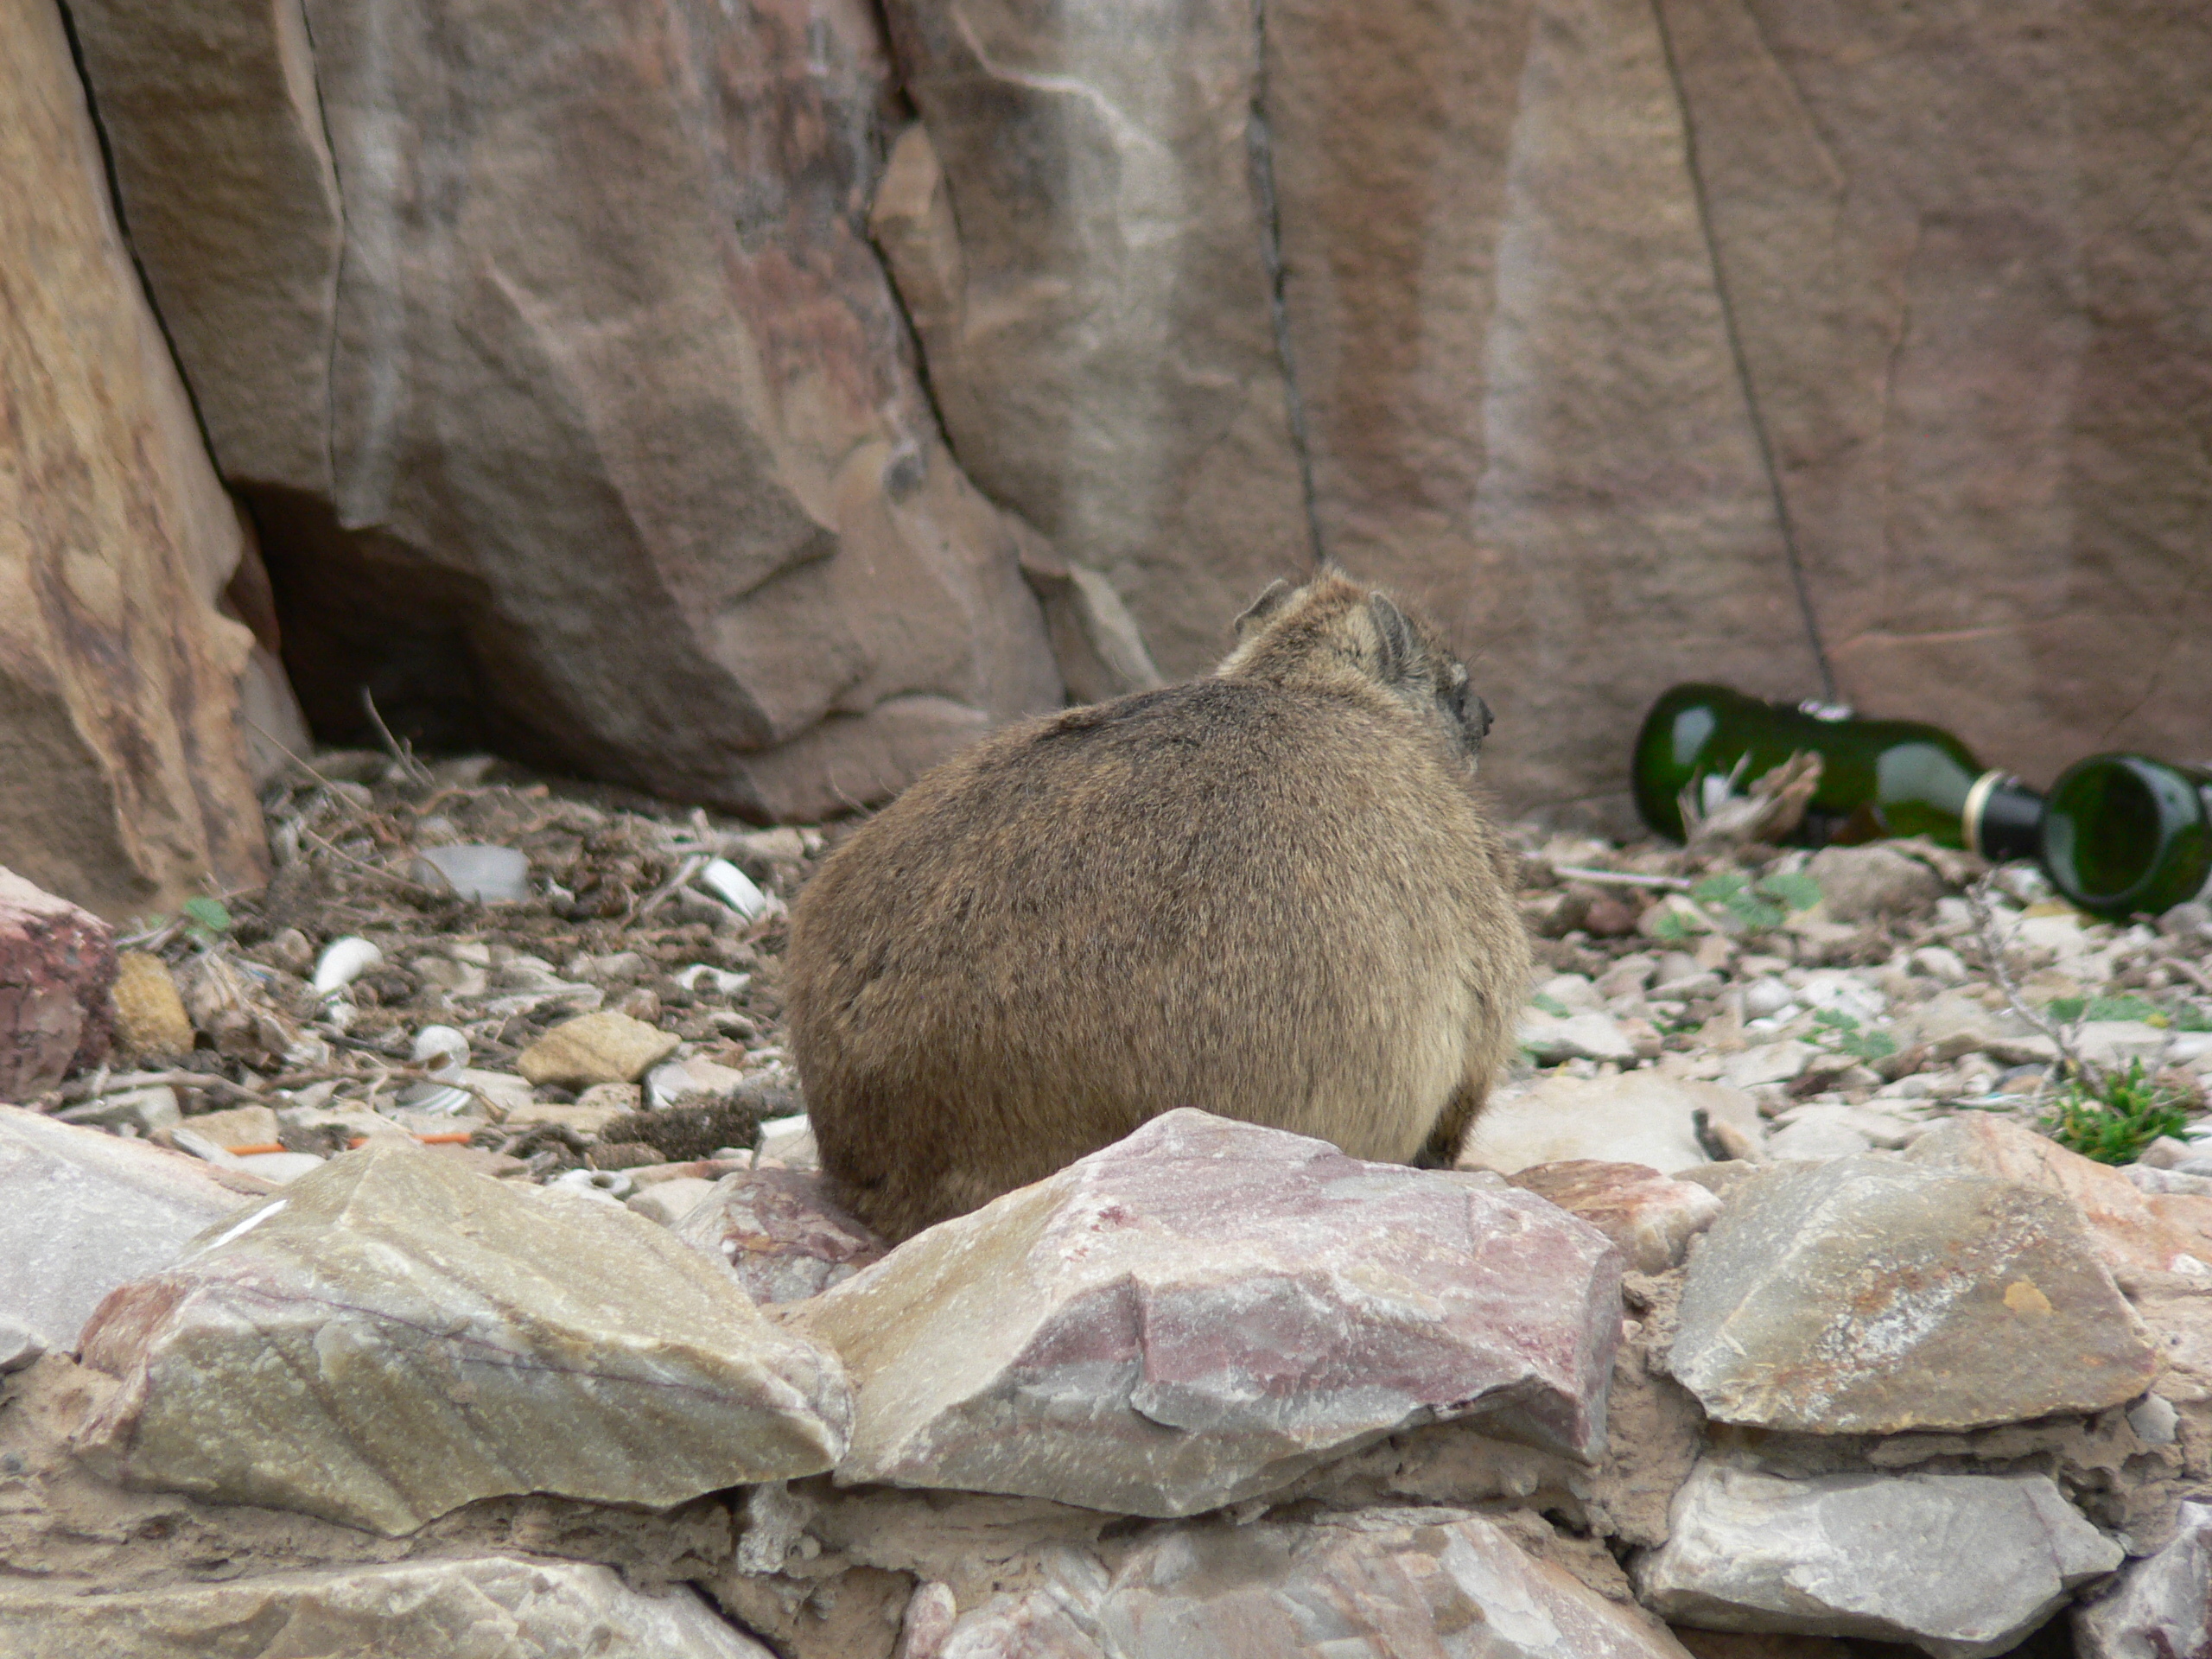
[
  {"xmin": 0, "ymin": 1557, "xmax": 772, "ymax": 1659},
  {"xmin": 870, "ymin": 19, "xmax": 1311, "ymax": 681},
  {"xmin": 879, "ymin": 0, "xmax": 2211, "ymax": 824},
  {"xmin": 0, "ymin": 869, "xmax": 116, "ymax": 1099},
  {"xmin": 0, "ymin": 1106, "xmax": 265, "ymax": 1352},
  {"xmin": 1653, "ymin": 0, "xmax": 2212, "ymax": 794},
  {"xmin": 66, "ymin": 0, "xmax": 1062, "ymax": 821},
  {"xmin": 942, "ymin": 1507, "xmax": 1694, "ymax": 1659},
  {"xmin": 790, "ymin": 1110, "xmax": 1624, "ymax": 1516},
  {"xmin": 1267, "ymin": 0, "xmax": 1821, "ymax": 827},
  {"xmin": 1668, "ymin": 1154, "xmax": 2158, "ymax": 1433},
  {"xmin": 2075, "ymin": 1499, "xmax": 2212, "ymax": 1659},
  {"xmin": 75, "ymin": 1146, "xmax": 851, "ymax": 1534},
  {"xmin": 1508, "ymin": 1160, "xmax": 1723, "ymax": 1273},
  {"xmin": 0, "ymin": 0, "xmax": 280, "ymax": 916},
  {"xmin": 674, "ymin": 1167, "xmax": 888, "ymax": 1304},
  {"xmin": 1638, "ymin": 1462, "xmax": 2122, "ymax": 1659}
]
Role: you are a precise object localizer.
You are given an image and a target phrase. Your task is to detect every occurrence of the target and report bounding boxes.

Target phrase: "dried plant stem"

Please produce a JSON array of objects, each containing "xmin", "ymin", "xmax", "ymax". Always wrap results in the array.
[
  {"xmin": 1551, "ymin": 866, "xmax": 1692, "ymax": 892},
  {"xmin": 296, "ymin": 823, "xmax": 442, "ymax": 898},
  {"xmin": 2169, "ymin": 955, "xmax": 2212, "ymax": 998},
  {"xmin": 1964, "ymin": 874, "xmax": 2101, "ymax": 1096}
]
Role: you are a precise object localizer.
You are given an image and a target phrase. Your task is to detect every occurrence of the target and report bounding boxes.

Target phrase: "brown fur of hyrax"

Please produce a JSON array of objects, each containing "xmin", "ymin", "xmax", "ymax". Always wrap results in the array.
[{"xmin": 786, "ymin": 571, "xmax": 1531, "ymax": 1243}]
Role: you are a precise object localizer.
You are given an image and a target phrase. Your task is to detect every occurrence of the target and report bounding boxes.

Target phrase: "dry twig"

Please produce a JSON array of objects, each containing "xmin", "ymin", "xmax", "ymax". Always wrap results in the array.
[
  {"xmin": 1963, "ymin": 874, "xmax": 2100, "ymax": 1096},
  {"xmin": 1550, "ymin": 866, "xmax": 1692, "ymax": 893}
]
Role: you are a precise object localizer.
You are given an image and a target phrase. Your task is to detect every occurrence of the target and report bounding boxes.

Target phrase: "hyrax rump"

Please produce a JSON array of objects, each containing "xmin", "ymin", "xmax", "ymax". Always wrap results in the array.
[{"xmin": 786, "ymin": 571, "xmax": 1531, "ymax": 1243}]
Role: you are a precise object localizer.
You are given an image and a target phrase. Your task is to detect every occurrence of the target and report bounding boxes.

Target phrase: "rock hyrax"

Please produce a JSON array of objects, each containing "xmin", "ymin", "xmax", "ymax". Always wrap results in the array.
[{"xmin": 786, "ymin": 571, "xmax": 1530, "ymax": 1242}]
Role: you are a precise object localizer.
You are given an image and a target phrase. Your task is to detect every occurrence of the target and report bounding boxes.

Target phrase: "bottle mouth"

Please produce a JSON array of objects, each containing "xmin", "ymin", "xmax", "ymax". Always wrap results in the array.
[{"xmin": 2041, "ymin": 755, "xmax": 2212, "ymax": 917}]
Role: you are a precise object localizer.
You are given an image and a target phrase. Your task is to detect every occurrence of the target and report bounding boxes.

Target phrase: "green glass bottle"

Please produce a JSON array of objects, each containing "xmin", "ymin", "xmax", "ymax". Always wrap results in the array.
[
  {"xmin": 1631, "ymin": 684, "xmax": 2042, "ymax": 859},
  {"xmin": 1632, "ymin": 686, "xmax": 2212, "ymax": 918},
  {"xmin": 2040, "ymin": 754, "xmax": 2212, "ymax": 918}
]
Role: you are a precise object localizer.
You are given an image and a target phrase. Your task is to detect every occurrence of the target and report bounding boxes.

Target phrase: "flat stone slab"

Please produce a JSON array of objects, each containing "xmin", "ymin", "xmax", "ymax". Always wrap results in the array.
[
  {"xmin": 1668, "ymin": 1154, "xmax": 2158, "ymax": 1433},
  {"xmin": 0, "ymin": 1104, "xmax": 267, "ymax": 1351},
  {"xmin": 1460, "ymin": 1073, "xmax": 1764, "ymax": 1174},
  {"xmin": 1637, "ymin": 1462, "xmax": 2122, "ymax": 1659},
  {"xmin": 943, "ymin": 1507, "xmax": 1694, "ymax": 1659},
  {"xmin": 791, "ymin": 1109, "xmax": 1624, "ymax": 1517},
  {"xmin": 0, "ymin": 1556, "xmax": 772, "ymax": 1658},
  {"xmin": 74, "ymin": 1145, "xmax": 851, "ymax": 1535}
]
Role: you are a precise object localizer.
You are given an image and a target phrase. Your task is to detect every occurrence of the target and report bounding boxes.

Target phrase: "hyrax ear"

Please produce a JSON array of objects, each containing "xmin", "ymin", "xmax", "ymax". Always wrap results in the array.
[
  {"xmin": 1367, "ymin": 593, "xmax": 1416, "ymax": 683},
  {"xmin": 1232, "ymin": 578, "xmax": 1297, "ymax": 639}
]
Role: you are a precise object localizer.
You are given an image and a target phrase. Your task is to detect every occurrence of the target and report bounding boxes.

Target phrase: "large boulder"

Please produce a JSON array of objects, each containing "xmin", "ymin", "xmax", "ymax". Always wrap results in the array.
[
  {"xmin": 0, "ymin": 0, "xmax": 284, "ymax": 917},
  {"xmin": 64, "ymin": 0, "xmax": 1063, "ymax": 820},
  {"xmin": 74, "ymin": 1145, "xmax": 852, "ymax": 1535},
  {"xmin": 868, "ymin": 10, "xmax": 1312, "ymax": 680},
  {"xmin": 789, "ymin": 1109, "xmax": 1624, "ymax": 1516}
]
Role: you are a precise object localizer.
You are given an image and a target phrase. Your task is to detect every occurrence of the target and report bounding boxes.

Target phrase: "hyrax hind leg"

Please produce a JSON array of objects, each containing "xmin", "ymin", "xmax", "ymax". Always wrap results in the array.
[{"xmin": 1415, "ymin": 1080, "xmax": 1485, "ymax": 1169}]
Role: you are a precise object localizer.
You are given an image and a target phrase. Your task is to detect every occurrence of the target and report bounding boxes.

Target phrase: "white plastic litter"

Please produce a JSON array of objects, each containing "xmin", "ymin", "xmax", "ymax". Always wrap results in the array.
[
  {"xmin": 312, "ymin": 937, "xmax": 384, "ymax": 999},
  {"xmin": 696, "ymin": 859, "xmax": 771, "ymax": 921}
]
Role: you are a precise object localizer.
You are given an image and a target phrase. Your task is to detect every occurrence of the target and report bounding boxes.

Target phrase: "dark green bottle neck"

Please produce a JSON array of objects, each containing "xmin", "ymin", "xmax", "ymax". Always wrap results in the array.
[{"xmin": 1963, "ymin": 773, "xmax": 2044, "ymax": 863}]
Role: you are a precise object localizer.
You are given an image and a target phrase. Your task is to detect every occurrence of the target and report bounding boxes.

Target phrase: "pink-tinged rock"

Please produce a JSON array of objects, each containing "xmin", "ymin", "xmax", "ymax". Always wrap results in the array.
[
  {"xmin": 0, "ymin": 869, "xmax": 117, "ymax": 1099},
  {"xmin": 0, "ymin": 1105, "xmax": 267, "ymax": 1352},
  {"xmin": 941, "ymin": 1507, "xmax": 1693, "ymax": 1659},
  {"xmin": 1908, "ymin": 1114, "xmax": 2212, "ymax": 1277},
  {"xmin": 673, "ymin": 1167, "xmax": 887, "ymax": 1304},
  {"xmin": 2075, "ymin": 1499, "xmax": 2212, "ymax": 1659},
  {"xmin": 1510, "ymin": 1160, "xmax": 1724, "ymax": 1274},
  {"xmin": 74, "ymin": 1145, "xmax": 851, "ymax": 1535},
  {"xmin": 1669, "ymin": 1154, "xmax": 2158, "ymax": 1433},
  {"xmin": 788, "ymin": 1110, "xmax": 1624, "ymax": 1518}
]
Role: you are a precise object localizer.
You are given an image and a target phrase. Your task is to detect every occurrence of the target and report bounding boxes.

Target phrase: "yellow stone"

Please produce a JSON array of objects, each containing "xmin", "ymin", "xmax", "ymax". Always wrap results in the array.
[
  {"xmin": 517, "ymin": 1012, "xmax": 678, "ymax": 1088},
  {"xmin": 111, "ymin": 953, "xmax": 194, "ymax": 1058}
]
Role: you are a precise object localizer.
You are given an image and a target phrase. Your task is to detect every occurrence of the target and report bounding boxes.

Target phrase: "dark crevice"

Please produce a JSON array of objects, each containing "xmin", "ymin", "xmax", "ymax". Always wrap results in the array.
[
  {"xmin": 289, "ymin": 0, "xmax": 349, "ymax": 501},
  {"xmin": 51, "ymin": 0, "xmax": 227, "ymax": 476},
  {"xmin": 1246, "ymin": 0, "xmax": 1328, "ymax": 573},
  {"xmin": 1649, "ymin": 0, "xmax": 1838, "ymax": 704}
]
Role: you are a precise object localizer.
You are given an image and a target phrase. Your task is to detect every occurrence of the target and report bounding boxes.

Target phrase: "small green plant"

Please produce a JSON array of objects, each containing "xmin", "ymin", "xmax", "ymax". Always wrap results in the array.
[
  {"xmin": 2043, "ymin": 1058, "xmax": 2191, "ymax": 1166},
  {"xmin": 1808, "ymin": 1007, "xmax": 1897, "ymax": 1065},
  {"xmin": 1529, "ymin": 992, "xmax": 1572, "ymax": 1018},
  {"xmin": 1684, "ymin": 870, "xmax": 1824, "ymax": 937},
  {"xmin": 2045, "ymin": 993, "xmax": 2162, "ymax": 1025},
  {"xmin": 2180, "ymin": 1006, "xmax": 2212, "ymax": 1033},
  {"xmin": 181, "ymin": 895, "xmax": 232, "ymax": 947}
]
